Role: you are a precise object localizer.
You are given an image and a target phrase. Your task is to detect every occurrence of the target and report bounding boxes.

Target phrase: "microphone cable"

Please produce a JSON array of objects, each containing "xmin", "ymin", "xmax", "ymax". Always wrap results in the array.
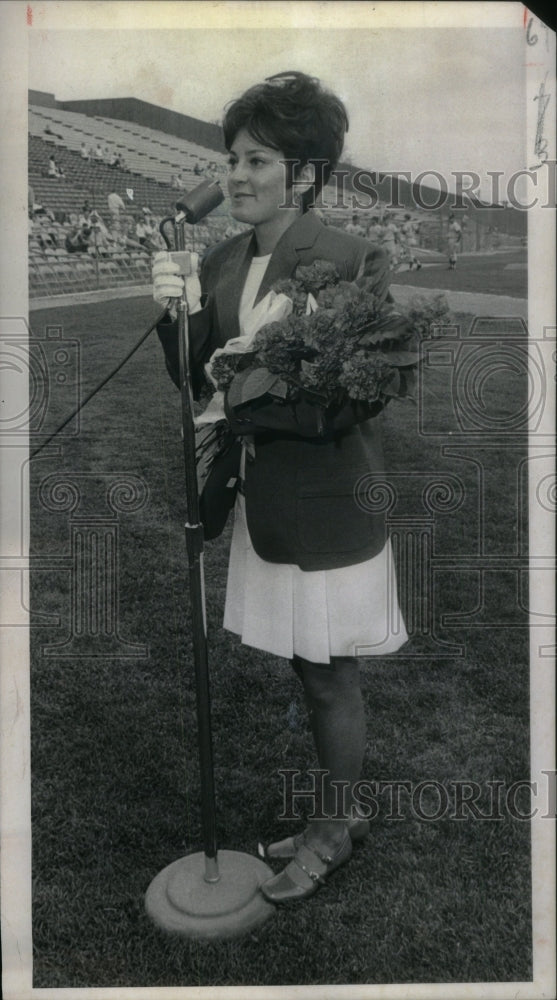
[{"xmin": 29, "ymin": 306, "xmax": 167, "ymax": 460}]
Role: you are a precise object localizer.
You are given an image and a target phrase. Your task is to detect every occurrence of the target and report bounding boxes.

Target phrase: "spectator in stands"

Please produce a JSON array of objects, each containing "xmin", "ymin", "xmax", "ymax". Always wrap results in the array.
[
  {"xmin": 88, "ymin": 145, "xmax": 96, "ymax": 159},
  {"xmin": 65, "ymin": 223, "xmax": 91, "ymax": 254},
  {"xmin": 193, "ymin": 162, "xmax": 202, "ymax": 176},
  {"xmin": 87, "ymin": 215, "xmax": 111, "ymax": 257},
  {"xmin": 103, "ymin": 146, "xmax": 111, "ymax": 162},
  {"xmin": 129, "ymin": 210, "xmax": 159, "ymax": 252},
  {"xmin": 32, "ymin": 215, "xmax": 59, "ymax": 251},
  {"xmin": 80, "ymin": 142, "xmax": 90, "ymax": 160},
  {"xmin": 79, "ymin": 201, "xmax": 93, "ymax": 226},
  {"xmin": 89, "ymin": 209, "xmax": 109, "ymax": 235},
  {"xmin": 108, "ymin": 152, "xmax": 120, "ymax": 168},
  {"xmin": 47, "ymin": 155, "xmax": 60, "ymax": 178},
  {"xmin": 44, "ymin": 124, "xmax": 63, "ymax": 141},
  {"xmin": 135, "ymin": 216, "xmax": 150, "ymax": 247},
  {"xmin": 107, "ymin": 191, "xmax": 126, "ymax": 228},
  {"xmin": 146, "ymin": 224, "xmax": 165, "ymax": 251},
  {"xmin": 95, "ymin": 143, "xmax": 104, "ymax": 162}
]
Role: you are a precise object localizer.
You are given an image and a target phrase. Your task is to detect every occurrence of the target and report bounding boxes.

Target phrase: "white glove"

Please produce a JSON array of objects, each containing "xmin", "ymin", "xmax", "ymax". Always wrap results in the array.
[{"xmin": 152, "ymin": 250, "xmax": 201, "ymax": 314}]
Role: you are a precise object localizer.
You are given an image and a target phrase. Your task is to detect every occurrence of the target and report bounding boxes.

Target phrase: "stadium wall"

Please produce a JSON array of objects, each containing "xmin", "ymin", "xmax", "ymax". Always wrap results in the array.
[
  {"xmin": 29, "ymin": 89, "xmax": 58, "ymax": 108},
  {"xmin": 59, "ymin": 96, "xmax": 225, "ymax": 154}
]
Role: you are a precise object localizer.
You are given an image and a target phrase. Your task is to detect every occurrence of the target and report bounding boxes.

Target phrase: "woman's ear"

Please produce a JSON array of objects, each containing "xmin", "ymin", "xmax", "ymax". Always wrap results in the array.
[{"xmin": 297, "ymin": 162, "xmax": 315, "ymax": 192}]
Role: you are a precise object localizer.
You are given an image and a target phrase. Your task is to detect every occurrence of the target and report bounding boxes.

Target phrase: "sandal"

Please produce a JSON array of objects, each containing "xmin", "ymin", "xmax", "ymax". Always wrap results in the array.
[
  {"xmin": 260, "ymin": 827, "xmax": 353, "ymax": 903},
  {"xmin": 264, "ymin": 815, "xmax": 369, "ymax": 860}
]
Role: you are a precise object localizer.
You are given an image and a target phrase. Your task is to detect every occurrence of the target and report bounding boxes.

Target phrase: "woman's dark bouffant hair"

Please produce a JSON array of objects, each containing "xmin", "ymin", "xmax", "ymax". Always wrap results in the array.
[{"xmin": 222, "ymin": 71, "xmax": 349, "ymax": 209}]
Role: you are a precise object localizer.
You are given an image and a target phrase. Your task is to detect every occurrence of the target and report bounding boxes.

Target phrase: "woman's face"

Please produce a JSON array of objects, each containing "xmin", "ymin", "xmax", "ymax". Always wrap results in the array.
[{"xmin": 227, "ymin": 128, "xmax": 289, "ymax": 228}]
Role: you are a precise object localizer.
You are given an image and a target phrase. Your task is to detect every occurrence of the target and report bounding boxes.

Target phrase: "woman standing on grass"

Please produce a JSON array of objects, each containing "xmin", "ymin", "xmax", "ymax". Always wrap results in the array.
[{"xmin": 153, "ymin": 72, "xmax": 410, "ymax": 904}]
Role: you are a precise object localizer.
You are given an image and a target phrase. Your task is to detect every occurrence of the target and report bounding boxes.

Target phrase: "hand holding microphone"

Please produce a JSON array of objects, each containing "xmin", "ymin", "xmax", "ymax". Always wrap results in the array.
[
  {"xmin": 152, "ymin": 250, "xmax": 202, "ymax": 314},
  {"xmin": 153, "ymin": 178, "xmax": 224, "ymax": 316}
]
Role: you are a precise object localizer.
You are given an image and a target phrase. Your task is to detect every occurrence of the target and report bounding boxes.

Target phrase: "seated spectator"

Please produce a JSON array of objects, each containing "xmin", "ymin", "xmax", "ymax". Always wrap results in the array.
[
  {"xmin": 135, "ymin": 217, "xmax": 149, "ymax": 246},
  {"xmin": 193, "ymin": 162, "xmax": 202, "ymax": 176},
  {"xmin": 44, "ymin": 124, "xmax": 63, "ymax": 141},
  {"xmin": 108, "ymin": 152, "xmax": 120, "ymax": 168},
  {"xmin": 146, "ymin": 224, "xmax": 165, "ymax": 251},
  {"xmin": 65, "ymin": 224, "xmax": 92, "ymax": 254},
  {"xmin": 78, "ymin": 201, "xmax": 92, "ymax": 226},
  {"xmin": 95, "ymin": 143, "xmax": 104, "ymax": 161},
  {"xmin": 80, "ymin": 142, "xmax": 90, "ymax": 160},
  {"xmin": 47, "ymin": 155, "xmax": 60, "ymax": 178},
  {"xmin": 88, "ymin": 145, "xmax": 96, "ymax": 159},
  {"xmin": 89, "ymin": 210, "xmax": 109, "ymax": 236},
  {"xmin": 57, "ymin": 163, "xmax": 66, "ymax": 179},
  {"xmin": 103, "ymin": 146, "xmax": 111, "ymax": 161},
  {"xmin": 135, "ymin": 210, "xmax": 162, "ymax": 251},
  {"xmin": 87, "ymin": 226, "xmax": 110, "ymax": 258}
]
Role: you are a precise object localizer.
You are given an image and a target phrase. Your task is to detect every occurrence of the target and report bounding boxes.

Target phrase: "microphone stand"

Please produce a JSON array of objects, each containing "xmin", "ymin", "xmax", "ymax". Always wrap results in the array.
[{"xmin": 145, "ymin": 192, "xmax": 275, "ymax": 940}]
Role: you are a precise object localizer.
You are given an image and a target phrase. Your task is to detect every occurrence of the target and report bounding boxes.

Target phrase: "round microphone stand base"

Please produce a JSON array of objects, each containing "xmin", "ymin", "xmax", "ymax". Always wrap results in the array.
[{"xmin": 145, "ymin": 850, "xmax": 275, "ymax": 940}]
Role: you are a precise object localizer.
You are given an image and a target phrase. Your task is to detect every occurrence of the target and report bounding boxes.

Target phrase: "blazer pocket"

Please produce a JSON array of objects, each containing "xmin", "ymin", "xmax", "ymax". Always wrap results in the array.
[{"xmin": 296, "ymin": 467, "xmax": 380, "ymax": 555}]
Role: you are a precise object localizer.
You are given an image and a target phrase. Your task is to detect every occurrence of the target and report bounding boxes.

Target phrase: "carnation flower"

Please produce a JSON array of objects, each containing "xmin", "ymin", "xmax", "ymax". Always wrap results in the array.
[
  {"xmin": 210, "ymin": 351, "xmax": 244, "ymax": 391},
  {"xmin": 338, "ymin": 352, "xmax": 398, "ymax": 401}
]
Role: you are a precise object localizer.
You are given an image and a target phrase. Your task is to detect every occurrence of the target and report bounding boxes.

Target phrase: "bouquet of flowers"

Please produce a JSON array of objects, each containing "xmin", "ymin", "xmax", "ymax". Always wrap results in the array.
[{"xmin": 206, "ymin": 260, "xmax": 449, "ymax": 415}]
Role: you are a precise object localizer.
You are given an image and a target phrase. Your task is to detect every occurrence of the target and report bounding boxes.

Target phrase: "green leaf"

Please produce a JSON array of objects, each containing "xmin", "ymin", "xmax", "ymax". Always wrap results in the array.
[
  {"xmin": 227, "ymin": 367, "xmax": 290, "ymax": 408},
  {"xmin": 382, "ymin": 369, "xmax": 401, "ymax": 396},
  {"xmin": 269, "ymin": 377, "xmax": 289, "ymax": 400},
  {"xmin": 375, "ymin": 350, "xmax": 420, "ymax": 366}
]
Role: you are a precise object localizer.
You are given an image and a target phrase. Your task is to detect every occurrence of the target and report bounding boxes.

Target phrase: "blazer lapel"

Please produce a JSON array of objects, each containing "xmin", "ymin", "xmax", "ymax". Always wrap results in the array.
[
  {"xmin": 213, "ymin": 212, "xmax": 325, "ymax": 336},
  {"xmin": 255, "ymin": 211, "xmax": 323, "ymax": 304},
  {"xmin": 213, "ymin": 232, "xmax": 254, "ymax": 344}
]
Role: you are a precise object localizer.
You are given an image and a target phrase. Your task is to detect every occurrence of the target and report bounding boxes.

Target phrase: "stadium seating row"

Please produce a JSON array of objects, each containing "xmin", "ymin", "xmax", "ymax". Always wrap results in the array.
[
  {"xmin": 29, "ymin": 252, "xmax": 151, "ymax": 297},
  {"xmin": 29, "ymin": 104, "xmax": 226, "ymax": 186}
]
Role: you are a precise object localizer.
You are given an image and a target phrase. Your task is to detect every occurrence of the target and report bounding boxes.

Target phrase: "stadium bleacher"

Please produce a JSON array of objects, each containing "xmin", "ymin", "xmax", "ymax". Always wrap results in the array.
[
  {"xmin": 28, "ymin": 100, "xmax": 238, "ymax": 299},
  {"xmin": 28, "ymin": 95, "xmax": 525, "ymax": 302}
]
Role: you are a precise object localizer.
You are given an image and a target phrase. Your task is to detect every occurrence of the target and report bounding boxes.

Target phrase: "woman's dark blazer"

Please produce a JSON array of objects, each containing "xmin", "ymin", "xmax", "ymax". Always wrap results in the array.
[{"xmin": 157, "ymin": 211, "xmax": 400, "ymax": 571}]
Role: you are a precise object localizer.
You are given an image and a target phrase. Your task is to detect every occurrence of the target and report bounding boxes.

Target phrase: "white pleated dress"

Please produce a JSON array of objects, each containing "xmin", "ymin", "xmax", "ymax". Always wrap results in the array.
[{"xmin": 222, "ymin": 256, "xmax": 409, "ymax": 664}]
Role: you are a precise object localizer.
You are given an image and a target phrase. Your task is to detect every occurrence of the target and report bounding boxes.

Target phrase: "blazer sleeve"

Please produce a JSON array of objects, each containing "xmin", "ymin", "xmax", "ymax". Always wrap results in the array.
[
  {"xmin": 156, "ymin": 305, "xmax": 213, "ymax": 398},
  {"xmin": 156, "ymin": 250, "xmax": 216, "ymax": 398}
]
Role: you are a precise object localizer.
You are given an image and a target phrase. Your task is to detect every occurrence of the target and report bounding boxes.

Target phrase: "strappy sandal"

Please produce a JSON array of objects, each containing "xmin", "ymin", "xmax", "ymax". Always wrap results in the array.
[
  {"xmin": 264, "ymin": 815, "xmax": 369, "ymax": 860},
  {"xmin": 260, "ymin": 828, "xmax": 353, "ymax": 903}
]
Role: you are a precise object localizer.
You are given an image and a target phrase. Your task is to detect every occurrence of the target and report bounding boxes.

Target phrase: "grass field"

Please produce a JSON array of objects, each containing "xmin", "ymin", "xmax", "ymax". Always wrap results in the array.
[
  {"xmin": 29, "ymin": 292, "xmax": 531, "ymax": 988},
  {"xmin": 394, "ymin": 249, "xmax": 527, "ymax": 299}
]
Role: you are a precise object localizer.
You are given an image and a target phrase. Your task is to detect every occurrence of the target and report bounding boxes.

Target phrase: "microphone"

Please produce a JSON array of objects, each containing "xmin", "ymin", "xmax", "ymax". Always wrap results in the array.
[{"xmin": 176, "ymin": 178, "xmax": 224, "ymax": 223}]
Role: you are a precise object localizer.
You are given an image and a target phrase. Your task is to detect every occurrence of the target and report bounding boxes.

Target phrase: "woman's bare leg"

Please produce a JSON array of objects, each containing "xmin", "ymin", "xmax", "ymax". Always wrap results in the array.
[{"xmin": 292, "ymin": 654, "xmax": 366, "ymax": 852}]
